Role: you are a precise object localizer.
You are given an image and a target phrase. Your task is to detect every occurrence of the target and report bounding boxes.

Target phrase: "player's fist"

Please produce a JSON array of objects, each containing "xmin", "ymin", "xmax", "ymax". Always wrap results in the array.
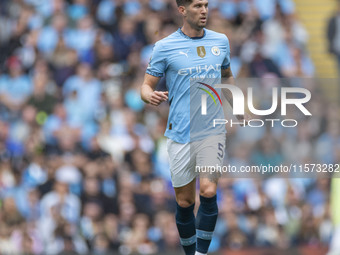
[{"xmin": 148, "ymin": 91, "xmax": 168, "ymax": 106}]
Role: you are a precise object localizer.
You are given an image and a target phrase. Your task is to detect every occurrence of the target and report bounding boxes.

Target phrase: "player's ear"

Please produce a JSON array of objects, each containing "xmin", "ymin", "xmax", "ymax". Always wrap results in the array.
[{"xmin": 178, "ymin": 6, "xmax": 187, "ymax": 17}]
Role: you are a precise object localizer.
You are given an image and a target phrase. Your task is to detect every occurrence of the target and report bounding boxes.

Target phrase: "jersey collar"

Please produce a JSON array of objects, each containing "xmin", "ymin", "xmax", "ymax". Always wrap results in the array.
[{"xmin": 178, "ymin": 28, "xmax": 206, "ymax": 40}]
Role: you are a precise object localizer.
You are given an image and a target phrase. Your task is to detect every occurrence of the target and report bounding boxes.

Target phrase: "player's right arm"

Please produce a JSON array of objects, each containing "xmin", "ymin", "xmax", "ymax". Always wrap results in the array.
[
  {"xmin": 141, "ymin": 74, "xmax": 168, "ymax": 106},
  {"xmin": 141, "ymin": 40, "xmax": 168, "ymax": 106}
]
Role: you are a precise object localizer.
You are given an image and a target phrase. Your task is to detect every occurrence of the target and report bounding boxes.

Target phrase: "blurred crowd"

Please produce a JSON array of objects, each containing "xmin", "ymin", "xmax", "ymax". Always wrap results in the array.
[
  {"xmin": 0, "ymin": 0, "xmax": 339, "ymax": 254},
  {"xmin": 326, "ymin": 0, "xmax": 340, "ymax": 76}
]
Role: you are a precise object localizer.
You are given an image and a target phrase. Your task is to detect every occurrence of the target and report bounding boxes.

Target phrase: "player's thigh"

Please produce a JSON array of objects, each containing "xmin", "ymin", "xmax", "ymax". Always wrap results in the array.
[
  {"xmin": 167, "ymin": 138, "xmax": 198, "ymax": 189},
  {"xmin": 196, "ymin": 134, "xmax": 226, "ymax": 196},
  {"xmin": 196, "ymin": 133, "xmax": 226, "ymax": 169}
]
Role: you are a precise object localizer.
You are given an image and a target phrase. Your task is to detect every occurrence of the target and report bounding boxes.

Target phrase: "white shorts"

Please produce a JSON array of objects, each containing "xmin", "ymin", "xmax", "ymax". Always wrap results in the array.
[{"xmin": 166, "ymin": 134, "xmax": 226, "ymax": 188}]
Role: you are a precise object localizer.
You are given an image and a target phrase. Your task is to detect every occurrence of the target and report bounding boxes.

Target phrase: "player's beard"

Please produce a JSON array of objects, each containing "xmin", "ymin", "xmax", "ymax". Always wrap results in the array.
[
  {"xmin": 197, "ymin": 17, "xmax": 207, "ymax": 28},
  {"xmin": 197, "ymin": 22, "xmax": 206, "ymax": 29},
  {"xmin": 188, "ymin": 17, "xmax": 207, "ymax": 31}
]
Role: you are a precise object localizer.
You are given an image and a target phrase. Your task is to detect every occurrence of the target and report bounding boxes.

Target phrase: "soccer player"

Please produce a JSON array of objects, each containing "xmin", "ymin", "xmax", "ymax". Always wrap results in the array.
[{"xmin": 141, "ymin": 0, "xmax": 245, "ymax": 254}]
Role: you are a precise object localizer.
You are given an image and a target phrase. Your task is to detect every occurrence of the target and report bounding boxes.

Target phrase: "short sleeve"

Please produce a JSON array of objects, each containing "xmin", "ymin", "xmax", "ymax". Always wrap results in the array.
[
  {"xmin": 146, "ymin": 41, "xmax": 166, "ymax": 77},
  {"xmin": 221, "ymin": 36, "xmax": 231, "ymax": 70}
]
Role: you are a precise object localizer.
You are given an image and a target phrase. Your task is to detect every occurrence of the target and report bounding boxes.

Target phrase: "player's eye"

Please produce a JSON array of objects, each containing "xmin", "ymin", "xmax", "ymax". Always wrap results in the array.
[{"xmin": 194, "ymin": 2, "xmax": 207, "ymax": 8}]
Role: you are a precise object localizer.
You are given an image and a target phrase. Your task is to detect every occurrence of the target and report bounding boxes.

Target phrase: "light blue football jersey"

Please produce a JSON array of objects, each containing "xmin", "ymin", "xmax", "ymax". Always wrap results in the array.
[{"xmin": 146, "ymin": 28, "xmax": 231, "ymax": 144}]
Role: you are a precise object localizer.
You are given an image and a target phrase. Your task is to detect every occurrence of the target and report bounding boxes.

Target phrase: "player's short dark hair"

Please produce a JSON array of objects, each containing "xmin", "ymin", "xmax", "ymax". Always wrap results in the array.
[{"xmin": 176, "ymin": 0, "xmax": 193, "ymax": 7}]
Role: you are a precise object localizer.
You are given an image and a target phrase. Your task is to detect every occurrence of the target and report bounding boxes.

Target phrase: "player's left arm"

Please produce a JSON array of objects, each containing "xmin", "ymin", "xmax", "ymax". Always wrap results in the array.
[
  {"xmin": 221, "ymin": 67, "xmax": 235, "ymax": 106},
  {"xmin": 221, "ymin": 67, "xmax": 250, "ymax": 123}
]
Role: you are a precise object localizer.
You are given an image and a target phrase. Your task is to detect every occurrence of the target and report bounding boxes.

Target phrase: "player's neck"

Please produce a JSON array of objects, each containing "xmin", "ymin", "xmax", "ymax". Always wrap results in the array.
[{"xmin": 181, "ymin": 23, "xmax": 204, "ymax": 38}]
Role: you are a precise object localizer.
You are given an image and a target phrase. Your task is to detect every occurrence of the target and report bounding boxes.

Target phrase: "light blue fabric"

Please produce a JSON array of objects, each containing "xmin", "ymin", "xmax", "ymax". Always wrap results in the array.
[
  {"xmin": 239, "ymin": 0, "xmax": 251, "ymax": 14},
  {"xmin": 43, "ymin": 115, "xmax": 62, "ymax": 144},
  {"xmin": 230, "ymin": 56, "xmax": 242, "ymax": 77},
  {"xmin": 63, "ymin": 75, "xmax": 102, "ymax": 121},
  {"xmin": 180, "ymin": 235, "xmax": 197, "ymax": 246},
  {"xmin": 207, "ymin": 0, "xmax": 219, "ymax": 9},
  {"xmin": 219, "ymin": 0, "xmax": 250, "ymax": 19},
  {"xmin": 68, "ymin": 4, "xmax": 88, "ymax": 21},
  {"xmin": 278, "ymin": 0, "xmax": 295, "ymax": 15},
  {"xmin": 140, "ymin": 44, "xmax": 154, "ymax": 65},
  {"xmin": 124, "ymin": 1, "xmax": 141, "ymax": 16},
  {"xmin": 33, "ymin": 0, "xmax": 53, "ymax": 17},
  {"xmin": 67, "ymin": 28, "xmax": 96, "ymax": 54},
  {"xmin": 64, "ymin": 97, "xmax": 86, "ymax": 125},
  {"xmin": 43, "ymin": 112, "xmax": 82, "ymax": 144},
  {"xmin": 125, "ymin": 89, "xmax": 145, "ymax": 112},
  {"xmin": 37, "ymin": 26, "xmax": 58, "ymax": 53},
  {"xmin": 37, "ymin": 26, "xmax": 72, "ymax": 54},
  {"xmin": 274, "ymin": 43, "xmax": 315, "ymax": 76},
  {"xmin": 196, "ymin": 229, "xmax": 214, "ymax": 240},
  {"xmin": 0, "ymin": 74, "xmax": 32, "ymax": 102},
  {"xmin": 146, "ymin": 28, "xmax": 230, "ymax": 143},
  {"xmin": 149, "ymin": 0, "xmax": 166, "ymax": 11},
  {"xmin": 81, "ymin": 121, "xmax": 99, "ymax": 149},
  {"xmin": 220, "ymin": 1, "xmax": 237, "ymax": 20},
  {"xmin": 254, "ymin": 0, "xmax": 276, "ymax": 20},
  {"xmin": 2, "ymin": 187, "xmax": 34, "ymax": 220},
  {"xmin": 96, "ymin": 0, "xmax": 116, "ymax": 24},
  {"xmin": 28, "ymin": 14, "xmax": 43, "ymax": 30}
]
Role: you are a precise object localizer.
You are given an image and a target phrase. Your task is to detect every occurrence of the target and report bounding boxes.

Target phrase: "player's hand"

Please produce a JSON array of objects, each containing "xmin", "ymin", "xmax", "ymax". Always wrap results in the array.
[
  {"xmin": 235, "ymin": 112, "xmax": 252, "ymax": 126},
  {"xmin": 148, "ymin": 91, "xmax": 168, "ymax": 106}
]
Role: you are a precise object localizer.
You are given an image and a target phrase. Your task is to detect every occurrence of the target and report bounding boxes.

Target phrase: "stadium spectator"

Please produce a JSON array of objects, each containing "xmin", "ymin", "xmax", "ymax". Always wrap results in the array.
[
  {"xmin": 326, "ymin": 0, "xmax": 340, "ymax": 76},
  {"xmin": 0, "ymin": 56, "xmax": 32, "ymax": 117}
]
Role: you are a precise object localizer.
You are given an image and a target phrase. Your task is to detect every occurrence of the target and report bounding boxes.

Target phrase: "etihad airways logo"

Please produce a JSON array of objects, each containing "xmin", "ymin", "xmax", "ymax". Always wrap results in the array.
[{"xmin": 178, "ymin": 64, "xmax": 221, "ymax": 75}]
